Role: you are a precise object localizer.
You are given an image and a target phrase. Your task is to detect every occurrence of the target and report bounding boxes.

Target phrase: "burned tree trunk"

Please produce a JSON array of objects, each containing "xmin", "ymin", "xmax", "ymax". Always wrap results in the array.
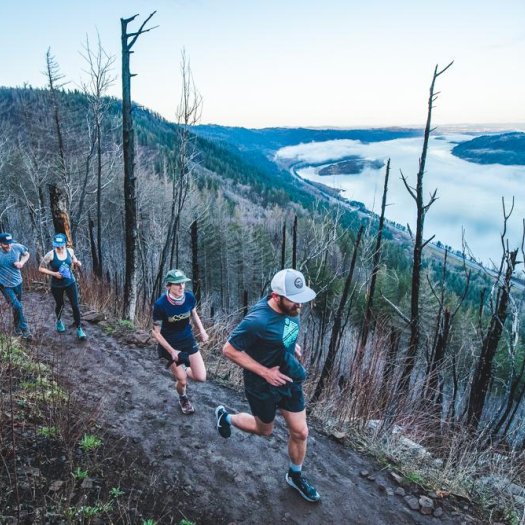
[
  {"xmin": 281, "ymin": 221, "xmax": 286, "ymax": 269},
  {"xmin": 292, "ymin": 215, "xmax": 298, "ymax": 269},
  {"xmin": 48, "ymin": 184, "xmax": 72, "ymax": 242},
  {"xmin": 467, "ymin": 248, "xmax": 518, "ymax": 428},
  {"xmin": 425, "ymin": 250, "xmax": 470, "ymax": 409},
  {"xmin": 311, "ymin": 226, "xmax": 364, "ymax": 403},
  {"xmin": 358, "ymin": 159, "xmax": 390, "ymax": 351},
  {"xmin": 398, "ymin": 62, "xmax": 452, "ymax": 394},
  {"xmin": 46, "ymin": 50, "xmax": 72, "ymax": 243},
  {"xmin": 121, "ymin": 11, "xmax": 156, "ymax": 321},
  {"xmin": 191, "ymin": 219, "xmax": 201, "ymax": 304},
  {"xmin": 88, "ymin": 214, "xmax": 100, "ymax": 277}
]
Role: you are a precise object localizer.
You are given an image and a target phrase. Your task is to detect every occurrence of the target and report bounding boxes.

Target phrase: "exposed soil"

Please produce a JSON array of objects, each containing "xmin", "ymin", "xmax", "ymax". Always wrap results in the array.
[{"xmin": 8, "ymin": 291, "xmax": 484, "ymax": 524}]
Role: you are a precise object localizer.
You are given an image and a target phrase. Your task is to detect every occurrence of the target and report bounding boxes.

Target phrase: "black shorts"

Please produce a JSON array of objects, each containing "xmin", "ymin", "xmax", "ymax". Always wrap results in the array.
[
  {"xmin": 245, "ymin": 382, "xmax": 305, "ymax": 424},
  {"xmin": 157, "ymin": 337, "xmax": 199, "ymax": 367}
]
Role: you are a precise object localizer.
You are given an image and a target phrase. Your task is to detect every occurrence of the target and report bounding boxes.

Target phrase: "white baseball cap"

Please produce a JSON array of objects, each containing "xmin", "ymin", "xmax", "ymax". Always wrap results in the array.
[{"xmin": 271, "ymin": 269, "xmax": 316, "ymax": 303}]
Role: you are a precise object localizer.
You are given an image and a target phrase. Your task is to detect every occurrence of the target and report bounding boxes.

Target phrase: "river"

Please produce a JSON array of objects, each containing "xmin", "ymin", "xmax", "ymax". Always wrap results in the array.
[{"xmin": 275, "ymin": 134, "xmax": 525, "ymax": 266}]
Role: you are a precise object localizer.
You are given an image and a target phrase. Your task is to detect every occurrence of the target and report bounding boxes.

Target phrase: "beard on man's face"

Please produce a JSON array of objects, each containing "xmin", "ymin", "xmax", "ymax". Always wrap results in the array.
[{"xmin": 278, "ymin": 297, "xmax": 301, "ymax": 316}]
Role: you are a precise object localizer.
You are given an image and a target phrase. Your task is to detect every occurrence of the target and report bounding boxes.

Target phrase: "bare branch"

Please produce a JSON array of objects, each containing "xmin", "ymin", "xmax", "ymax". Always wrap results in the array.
[
  {"xmin": 126, "ymin": 11, "xmax": 157, "ymax": 49},
  {"xmin": 423, "ymin": 188, "xmax": 438, "ymax": 212},
  {"xmin": 400, "ymin": 170, "xmax": 417, "ymax": 201},
  {"xmin": 381, "ymin": 292, "xmax": 411, "ymax": 324},
  {"xmin": 421, "ymin": 234, "xmax": 436, "ymax": 249},
  {"xmin": 436, "ymin": 61, "xmax": 454, "ymax": 77}
]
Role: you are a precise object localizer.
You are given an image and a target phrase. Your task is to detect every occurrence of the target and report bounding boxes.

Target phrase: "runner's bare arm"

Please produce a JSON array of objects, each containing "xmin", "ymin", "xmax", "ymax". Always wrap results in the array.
[
  {"xmin": 191, "ymin": 309, "xmax": 209, "ymax": 342},
  {"xmin": 151, "ymin": 324, "xmax": 178, "ymax": 361},
  {"xmin": 222, "ymin": 342, "xmax": 292, "ymax": 387},
  {"xmin": 68, "ymin": 248, "xmax": 82, "ymax": 268},
  {"xmin": 14, "ymin": 250, "xmax": 30, "ymax": 269},
  {"xmin": 38, "ymin": 253, "xmax": 62, "ymax": 279}
]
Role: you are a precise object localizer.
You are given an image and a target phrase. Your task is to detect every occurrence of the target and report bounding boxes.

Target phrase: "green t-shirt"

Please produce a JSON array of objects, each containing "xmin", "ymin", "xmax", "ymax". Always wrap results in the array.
[{"xmin": 228, "ymin": 297, "xmax": 305, "ymax": 391}]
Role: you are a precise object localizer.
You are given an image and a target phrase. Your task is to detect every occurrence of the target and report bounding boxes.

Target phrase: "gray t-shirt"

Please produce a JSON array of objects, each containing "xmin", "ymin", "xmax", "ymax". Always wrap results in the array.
[
  {"xmin": 228, "ymin": 297, "xmax": 305, "ymax": 391},
  {"xmin": 0, "ymin": 243, "xmax": 28, "ymax": 287}
]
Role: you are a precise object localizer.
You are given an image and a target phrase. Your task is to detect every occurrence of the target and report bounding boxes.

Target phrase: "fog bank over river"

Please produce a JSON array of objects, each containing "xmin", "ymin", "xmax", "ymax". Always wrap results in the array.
[{"xmin": 276, "ymin": 135, "xmax": 525, "ymax": 265}]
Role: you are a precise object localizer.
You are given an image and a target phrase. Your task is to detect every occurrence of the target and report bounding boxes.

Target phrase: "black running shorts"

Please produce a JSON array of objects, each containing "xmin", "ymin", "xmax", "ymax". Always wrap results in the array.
[
  {"xmin": 245, "ymin": 382, "xmax": 305, "ymax": 424},
  {"xmin": 157, "ymin": 337, "xmax": 199, "ymax": 366}
]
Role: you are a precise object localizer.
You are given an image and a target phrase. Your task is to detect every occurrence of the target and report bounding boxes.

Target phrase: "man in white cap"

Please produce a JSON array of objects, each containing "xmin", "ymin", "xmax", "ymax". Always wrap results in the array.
[
  {"xmin": 215, "ymin": 268, "xmax": 320, "ymax": 502},
  {"xmin": 0, "ymin": 232, "xmax": 31, "ymax": 339}
]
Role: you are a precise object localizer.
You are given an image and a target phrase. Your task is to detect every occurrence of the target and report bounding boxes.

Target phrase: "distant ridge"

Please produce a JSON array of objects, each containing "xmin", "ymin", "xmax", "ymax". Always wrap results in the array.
[
  {"xmin": 192, "ymin": 125, "xmax": 423, "ymax": 153},
  {"xmin": 451, "ymin": 132, "xmax": 525, "ymax": 166}
]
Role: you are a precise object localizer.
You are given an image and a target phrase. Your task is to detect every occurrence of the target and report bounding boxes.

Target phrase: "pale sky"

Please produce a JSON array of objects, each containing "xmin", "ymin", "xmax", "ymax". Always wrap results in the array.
[{"xmin": 1, "ymin": 0, "xmax": 524, "ymax": 128}]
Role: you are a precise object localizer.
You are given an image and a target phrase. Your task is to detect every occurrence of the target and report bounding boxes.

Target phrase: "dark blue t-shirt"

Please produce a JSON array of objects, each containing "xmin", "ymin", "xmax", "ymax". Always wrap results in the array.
[
  {"xmin": 228, "ymin": 297, "xmax": 304, "ymax": 390},
  {"xmin": 153, "ymin": 291, "xmax": 196, "ymax": 346}
]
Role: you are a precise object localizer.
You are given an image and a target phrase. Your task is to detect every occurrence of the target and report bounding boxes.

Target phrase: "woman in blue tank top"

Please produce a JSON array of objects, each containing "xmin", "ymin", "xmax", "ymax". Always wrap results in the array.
[{"xmin": 39, "ymin": 233, "xmax": 87, "ymax": 340}]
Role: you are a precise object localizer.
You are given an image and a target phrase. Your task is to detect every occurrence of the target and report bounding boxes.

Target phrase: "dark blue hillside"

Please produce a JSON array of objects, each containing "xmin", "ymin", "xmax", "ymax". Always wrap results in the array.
[
  {"xmin": 452, "ymin": 132, "xmax": 525, "ymax": 166},
  {"xmin": 193, "ymin": 125, "xmax": 422, "ymax": 153}
]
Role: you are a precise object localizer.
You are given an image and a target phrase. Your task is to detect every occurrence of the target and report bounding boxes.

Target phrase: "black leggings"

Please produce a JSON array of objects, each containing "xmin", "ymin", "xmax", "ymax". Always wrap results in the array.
[{"xmin": 51, "ymin": 283, "xmax": 81, "ymax": 327}]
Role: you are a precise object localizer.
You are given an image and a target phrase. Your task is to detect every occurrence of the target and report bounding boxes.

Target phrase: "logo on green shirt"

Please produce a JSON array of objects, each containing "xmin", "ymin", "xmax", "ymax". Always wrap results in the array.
[{"xmin": 282, "ymin": 318, "xmax": 299, "ymax": 350}]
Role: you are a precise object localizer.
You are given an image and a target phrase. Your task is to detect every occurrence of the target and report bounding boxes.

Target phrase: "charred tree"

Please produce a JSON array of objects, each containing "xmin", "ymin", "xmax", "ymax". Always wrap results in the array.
[
  {"xmin": 358, "ymin": 159, "xmax": 391, "ymax": 352},
  {"xmin": 121, "ymin": 11, "xmax": 156, "ymax": 320},
  {"xmin": 48, "ymin": 184, "xmax": 72, "ymax": 242},
  {"xmin": 88, "ymin": 214, "xmax": 100, "ymax": 276},
  {"xmin": 152, "ymin": 51, "xmax": 201, "ymax": 300},
  {"xmin": 425, "ymin": 249, "xmax": 470, "ymax": 409},
  {"xmin": 80, "ymin": 35, "xmax": 115, "ymax": 278},
  {"xmin": 467, "ymin": 199, "xmax": 519, "ymax": 427},
  {"xmin": 311, "ymin": 225, "xmax": 364, "ymax": 403},
  {"xmin": 398, "ymin": 62, "xmax": 453, "ymax": 394},
  {"xmin": 281, "ymin": 221, "xmax": 286, "ymax": 269},
  {"xmin": 191, "ymin": 219, "xmax": 201, "ymax": 304},
  {"xmin": 45, "ymin": 50, "xmax": 72, "ymax": 242},
  {"xmin": 467, "ymin": 249, "xmax": 517, "ymax": 427},
  {"xmin": 292, "ymin": 215, "xmax": 298, "ymax": 269}
]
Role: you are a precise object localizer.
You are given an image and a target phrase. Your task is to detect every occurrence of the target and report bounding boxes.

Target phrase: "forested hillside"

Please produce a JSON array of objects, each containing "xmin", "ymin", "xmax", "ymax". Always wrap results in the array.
[
  {"xmin": 1, "ymin": 83, "xmax": 525, "ymax": 522},
  {"xmin": 451, "ymin": 131, "xmax": 525, "ymax": 165}
]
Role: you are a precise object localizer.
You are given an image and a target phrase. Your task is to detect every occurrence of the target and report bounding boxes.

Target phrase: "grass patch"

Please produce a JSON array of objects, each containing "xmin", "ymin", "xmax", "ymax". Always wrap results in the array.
[{"xmin": 79, "ymin": 433, "xmax": 103, "ymax": 452}]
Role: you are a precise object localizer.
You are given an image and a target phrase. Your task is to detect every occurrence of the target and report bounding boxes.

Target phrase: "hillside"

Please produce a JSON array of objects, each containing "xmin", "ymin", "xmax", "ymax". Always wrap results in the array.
[
  {"xmin": 0, "ymin": 291, "xmax": 480, "ymax": 524},
  {"xmin": 192, "ymin": 125, "xmax": 423, "ymax": 152},
  {"xmin": 1, "ymin": 85, "xmax": 524, "ymax": 525},
  {"xmin": 451, "ymin": 131, "xmax": 525, "ymax": 165}
]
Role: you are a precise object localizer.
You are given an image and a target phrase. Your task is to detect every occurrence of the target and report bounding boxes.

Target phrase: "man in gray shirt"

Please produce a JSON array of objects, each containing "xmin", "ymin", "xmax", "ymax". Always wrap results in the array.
[{"xmin": 0, "ymin": 232, "xmax": 31, "ymax": 339}]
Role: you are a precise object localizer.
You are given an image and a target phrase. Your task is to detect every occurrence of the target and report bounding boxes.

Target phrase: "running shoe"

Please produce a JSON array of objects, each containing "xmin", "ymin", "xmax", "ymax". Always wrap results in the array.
[
  {"xmin": 215, "ymin": 406, "xmax": 231, "ymax": 438},
  {"xmin": 286, "ymin": 470, "xmax": 320, "ymax": 502},
  {"xmin": 77, "ymin": 327, "xmax": 87, "ymax": 340},
  {"xmin": 179, "ymin": 395, "xmax": 195, "ymax": 414},
  {"xmin": 21, "ymin": 329, "xmax": 33, "ymax": 341},
  {"xmin": 56, "ymin": 320, "xmax": 66, "ymax": 333}
]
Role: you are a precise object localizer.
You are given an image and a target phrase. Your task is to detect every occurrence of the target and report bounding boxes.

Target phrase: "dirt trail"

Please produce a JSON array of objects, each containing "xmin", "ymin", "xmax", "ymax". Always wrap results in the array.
[{"xmin": 22, "ymin": 291, "xmax": 478, "ymax": 525}]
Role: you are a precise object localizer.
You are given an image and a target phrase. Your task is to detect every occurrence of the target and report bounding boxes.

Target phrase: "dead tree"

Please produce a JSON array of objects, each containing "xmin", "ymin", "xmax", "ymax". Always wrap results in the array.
[
  {"xmin": 48, "ymin": 184, "xmax": 72, "ymax": 242},
  {"xmin": 424, "ymin": 248, "xmax": 471, "ymax": 409},
  {"xmin": 152, "ymin": 50, "xmax": 201, "ymax": 300},
  {"xmin": 191, "ymin": 219, "xmax": 201, "ymax": 304},
  {"xmin": 398, "ymin": 62, "xmax": 453, "ymax": 394},
  {"xmin": 491, "ymin": 221, "xmax": 525, "ymax": 437},
  {"xmin": 311, "ymin": 225, "xmax": 364, "ymax": 403},
  {"xmin": 292, "ymin": 215, "xmax": 298, "ymax": 269},
  {"xmin": 80, "ymin": 34, "xmax": 116, "ymax": 277},
  {"xmin": 467, "ymin": 199, "xmax": 520, "ymax": 428},
  {"xmin": 358, "ymin": 159, "xmax": 391, "ymax": 352},
  {"xmin": 121, "ymin": 11, "xmax": 157, "ymax": 320},
  {"xmin": 281, "ymin": 221, "xmax": 286, "ymax": 269},
  {"xmin": 45, "ymin": 50, "xmax": 72, "ymax": 242},
  {"xmin": 87, "ymin": 214, "xmax": 100, "ymax": 275}
]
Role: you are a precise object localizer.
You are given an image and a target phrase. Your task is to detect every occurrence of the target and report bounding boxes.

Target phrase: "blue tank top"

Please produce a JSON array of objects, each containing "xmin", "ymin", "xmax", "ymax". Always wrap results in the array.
[{"xmin": 49, "ymin": 249, "xmax": 76, "ymax": 288}]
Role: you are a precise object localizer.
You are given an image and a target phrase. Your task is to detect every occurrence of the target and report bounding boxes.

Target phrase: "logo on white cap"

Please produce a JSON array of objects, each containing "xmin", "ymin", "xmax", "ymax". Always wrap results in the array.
[{"xmin": 271, "ymin": 269, "xmax": 316, "ymax": 303}]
